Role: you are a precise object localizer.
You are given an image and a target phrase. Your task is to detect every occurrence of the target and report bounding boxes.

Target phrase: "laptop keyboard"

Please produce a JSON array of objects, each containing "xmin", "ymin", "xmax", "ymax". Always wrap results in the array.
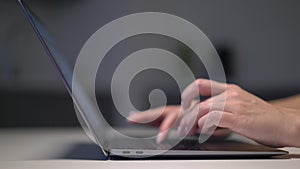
[{"xmin": 171, "ymin": 139, "xmax": 208, "ymax": 150}]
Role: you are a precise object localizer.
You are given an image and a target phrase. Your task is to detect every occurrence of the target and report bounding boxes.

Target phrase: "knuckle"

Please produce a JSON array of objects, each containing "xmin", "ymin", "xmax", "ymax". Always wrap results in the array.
[
  {"xmin": 228, "ymin": 90, "xmax": 240, "ymax": 98},
  {"xmin": 199, "ymin": 101, "xmax": 210, "ymax": 111},
  {"xmin": 195, "ymin": 79, "xmax": 206, "ymax": 88},
  {"xmin": 227, "ymin": 84, "xmax": 242, "ymax": 98},
  {"xmin": 227, "ymin": 84, "xmax": 241, "ymax": 91}
]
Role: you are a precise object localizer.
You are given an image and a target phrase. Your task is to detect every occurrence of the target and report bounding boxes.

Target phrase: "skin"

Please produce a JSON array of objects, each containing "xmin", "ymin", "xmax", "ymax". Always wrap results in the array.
[{"xmin": 127, "ymin": 79, "xmax": 300, "ymax": 147}]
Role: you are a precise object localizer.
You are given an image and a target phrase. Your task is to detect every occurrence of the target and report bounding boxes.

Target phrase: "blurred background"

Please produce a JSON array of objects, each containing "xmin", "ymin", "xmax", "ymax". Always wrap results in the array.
[{"xmin": 1, "ymin": 0, "xmax": 300, "ymax": 128}]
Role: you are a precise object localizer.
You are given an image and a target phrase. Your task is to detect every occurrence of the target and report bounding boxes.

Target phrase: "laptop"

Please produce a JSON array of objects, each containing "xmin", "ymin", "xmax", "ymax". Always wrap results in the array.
[{"xmin": 18, "ymin": 0, "xmax": 288, "ymax": 159}]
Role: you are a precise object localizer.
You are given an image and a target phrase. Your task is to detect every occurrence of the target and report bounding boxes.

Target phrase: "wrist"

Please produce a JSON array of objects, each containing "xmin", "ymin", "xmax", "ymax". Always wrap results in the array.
[
  {"xmin": 277, "ymin": 107, "xmax": 300, "ymax": 147},
  {"xmin": 289, "ymin": 110, "xmax": 300, "ymax": 147}
]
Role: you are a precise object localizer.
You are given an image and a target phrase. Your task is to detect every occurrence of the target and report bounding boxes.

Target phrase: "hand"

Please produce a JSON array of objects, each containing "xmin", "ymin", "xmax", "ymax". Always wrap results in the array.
[
  {"xmin": 128, "ymin": 103, "xmax": 231, "ymax": 143},
  {"xmin": 180, "ymin": 79, "xmax": 300, "ymax": 147},
  {"xmin": 128, "ymin": 79, "xmax": 300, "ymax": 147}
]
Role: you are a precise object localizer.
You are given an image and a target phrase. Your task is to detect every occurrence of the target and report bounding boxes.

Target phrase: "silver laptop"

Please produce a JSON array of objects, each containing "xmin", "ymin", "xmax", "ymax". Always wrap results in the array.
[{"xmin": 18, "ymin": 0, "xmax": 288, "ymax": 159}]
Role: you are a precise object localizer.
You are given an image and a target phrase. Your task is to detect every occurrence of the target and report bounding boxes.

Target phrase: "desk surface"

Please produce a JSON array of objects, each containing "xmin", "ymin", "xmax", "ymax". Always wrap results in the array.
[{"xmin": 0, "ymin": 128, "xmax": 299, "ymax": 169}]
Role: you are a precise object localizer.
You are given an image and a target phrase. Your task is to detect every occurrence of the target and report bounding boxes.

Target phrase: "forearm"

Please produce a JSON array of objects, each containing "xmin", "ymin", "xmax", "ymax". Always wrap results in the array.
[{"xmin": 269, "ymin": 94, "xmax": 300, "ymax": 110}]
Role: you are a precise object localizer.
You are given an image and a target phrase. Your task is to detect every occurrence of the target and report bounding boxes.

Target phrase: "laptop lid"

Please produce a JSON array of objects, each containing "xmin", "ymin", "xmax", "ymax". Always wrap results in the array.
[{"xmin": 18, "ymin": 0, "xmax": 110, "ymax": 156}]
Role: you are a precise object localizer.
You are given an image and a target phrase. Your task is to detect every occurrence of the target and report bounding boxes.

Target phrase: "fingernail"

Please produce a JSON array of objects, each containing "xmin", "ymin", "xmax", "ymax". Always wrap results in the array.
[
  {"xmin": 156, "ymin": 132, "xmax": 166, "ymax": 144},
  {"xmin": 198, "ymin": 134, "xmax": 209, "ymax": 143},
  {"xmin": 128, "ymin": 111, "xmax": 137, "ymax": 116},
  {"xmin": 126, "ymin": 111, "xmax": 137, "ymax": 121},
  {"xmin": 198, "ymin": 127, "xmax": 213, "ymax": 143},
  {"xmin": 126, "ymin": 116, "xmax": 133, "ymax": 122}
]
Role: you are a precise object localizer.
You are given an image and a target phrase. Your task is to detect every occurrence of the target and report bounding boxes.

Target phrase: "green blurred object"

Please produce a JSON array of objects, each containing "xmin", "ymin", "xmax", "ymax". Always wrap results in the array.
[{"xmin": 178, "ymin": 46, "xmax": 193, "ymax": 67}]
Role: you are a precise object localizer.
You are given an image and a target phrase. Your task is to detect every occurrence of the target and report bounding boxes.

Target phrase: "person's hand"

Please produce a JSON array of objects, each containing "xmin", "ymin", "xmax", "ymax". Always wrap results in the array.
[
  {"xmin": 128, "ymin": 79, "xmax": 300, "ymax": 147},
  {"xmin": 128, "ymin": 104, "xmax": 231, "ymax": 143},
  {"xmin": 128, "ymin": 105, "xmax": 181, "ymax": 143},
  {"xmin": 179, "ymin": 79, "xmax": 300, "ymax": 147}
]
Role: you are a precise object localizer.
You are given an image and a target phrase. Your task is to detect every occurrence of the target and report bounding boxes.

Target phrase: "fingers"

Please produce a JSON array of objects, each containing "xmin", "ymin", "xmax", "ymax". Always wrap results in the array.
[
  {"xmin": 177, "ymin": 101, "xmax": 204, "ymax": 136},
  {"xmin": 197, "ymin": 92, "xmax": 227, "ymax": 112},
  {"xmin": 157, "ymin": 111, "xmax": 179, "ymax": 143},
  {"xmin": 198, "ymin": 111, "xmax": 236, "ymax": 130},
  {"xmin": 181, "ymin": 79, "xmax": 227, "ymax": 109},
  {"xmin": 197, "ymin": 111, "xmax": 236, "ymax": 143},
  {"xmin": 127, "ymin": 106, "xmax": 167, "ymax": 124},
  {"xmin": 176, "ymin": 93, "xmax": 227, "ymax": 137},
  {"xmin": 127, "ymin": 106, "xmax": 181, "ymax": 143}
]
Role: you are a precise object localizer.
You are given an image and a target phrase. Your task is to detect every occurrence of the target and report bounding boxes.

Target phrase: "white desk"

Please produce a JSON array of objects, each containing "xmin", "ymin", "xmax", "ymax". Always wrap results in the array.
[{"xmin": 0, "ymin": 128, "xmax": 299, "ymax": 169}]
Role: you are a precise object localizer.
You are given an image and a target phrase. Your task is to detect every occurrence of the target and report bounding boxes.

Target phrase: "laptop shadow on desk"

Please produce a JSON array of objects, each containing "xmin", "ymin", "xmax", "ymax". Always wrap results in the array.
[{"xmin": 56, "ymin": 142, "xmax": 108, "ymax": 160}]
